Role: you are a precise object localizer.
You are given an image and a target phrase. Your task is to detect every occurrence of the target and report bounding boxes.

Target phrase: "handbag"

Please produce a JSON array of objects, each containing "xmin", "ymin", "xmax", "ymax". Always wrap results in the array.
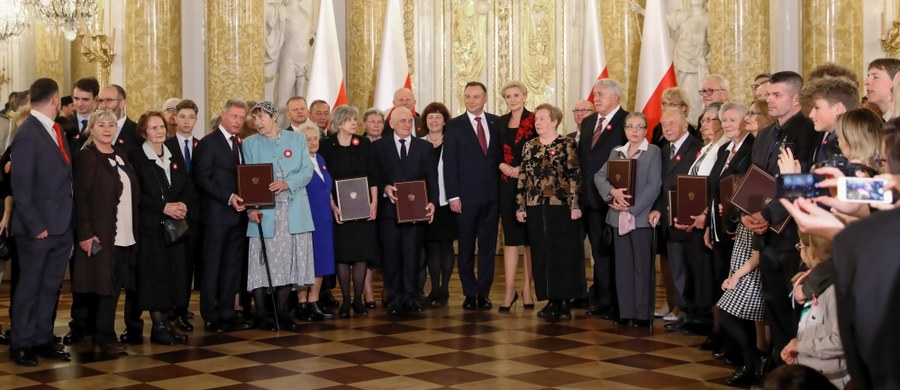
[
  {"xmin": 153, "ymin": 164, "xmax": 189, "ymax": 245},
  {"xmin": 0, "ymin": 236, "xmax": 10, "ymax": 260}
]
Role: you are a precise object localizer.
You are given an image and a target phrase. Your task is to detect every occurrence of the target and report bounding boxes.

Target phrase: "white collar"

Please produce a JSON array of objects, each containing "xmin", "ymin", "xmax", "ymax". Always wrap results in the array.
[
  {"xmin": 730, "ymin": 132, "xmax": 750, "ymax": 152},
  {"xmin": 614, "ymin": 138, "xmax": 649, "ymax": 154},
  {"xmin": 218, "ymin": 126, "xmax": 235, "ymax": 140},
  {"xmin": 30, "ymin": 109, "xmax": 56, "ymax": 131},
  {"xmin": 671, "ymin": 131, "xmax": 690, "ymax": 151}
]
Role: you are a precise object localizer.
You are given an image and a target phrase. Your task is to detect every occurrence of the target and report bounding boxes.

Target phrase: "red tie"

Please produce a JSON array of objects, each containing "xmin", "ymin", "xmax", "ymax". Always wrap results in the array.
[
  {"xmin": 591, "ymin": 116, "xmax": 606, "ymax": 148},
  {"xmin": 475, "ymin": 116, "xmax": 487, "ymax": 155},
  {"xmin": 53, "ymin": 123, "xmax": 71, "ymax": 164}
]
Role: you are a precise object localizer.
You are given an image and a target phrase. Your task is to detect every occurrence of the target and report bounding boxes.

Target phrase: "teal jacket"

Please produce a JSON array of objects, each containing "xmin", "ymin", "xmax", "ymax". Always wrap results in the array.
[{"xmin": 242, "ymin": 130, "xmax": 315, "ymax": 238}]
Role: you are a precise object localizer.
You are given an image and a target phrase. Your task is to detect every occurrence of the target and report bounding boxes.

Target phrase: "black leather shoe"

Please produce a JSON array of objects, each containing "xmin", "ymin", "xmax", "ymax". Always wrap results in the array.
[
  {"xmin": 204, "ymin": 321, "xmax": 220, "ymax": 332},
  {"xmin": 119, "ymin": 329, "xmax": 144, "ymax": 345},
  {"xmin": 308, "ymin": 302, "xmax": 334, "ymax": 321},
  {"xmin": 725, "ymin": 368, "xmax": 759, "ymax": 386},
  {"xmin": 477, "ymin": 296, "xmax": 492, "ymax": 310},
  {"xmin": 352, "ymin": 301, "xmax": 370, "ymax": 316},
  {"xmin": 387, "ymin": 304, "xmax": 401, "ymax": 315},
  {"xmin": 663, "ymin": 321, "xmax": 683, "ymax": 332},
  {"xmin": 10, "ymin": 348, "xmax": 37, "ymax": 367},
  {"xmin": 462, "ymin": 296, "xmax": 477, "ymax": 311},
  {"xmin": 613, "ymin": 318, "xmax": 631, "ymax": 327},
  {"xmin": 365, "ymin": 300, "xmax": 377, "ymax": 309},
  {"xmin": 632, "ymin": 319, "xmax": 652, "ymax": 329},
  {"xmin": 173, "ymin": 316, "xmax": 194, "ymax": 332},
  {"xmin": 557, "ymin": 300, "xmax": 572, "ymax": 319},
  {"xmin": 0, "ymin": 330, "xmax": 8, "ymax": 345},
  {"xmin": 219, "ymin": 317, "xmax": 252, "ymax": 332},
  {"xmin": 319, "ymin": 293, "xmax": 340, "ymax": 308},
  {"xmin": 537, "ymin": 301, "xmax": 558, "ymax": 318},
  {"xmin": 406, "ymin": 302, "xmax": 424, "ymax": 313},
  {"xmin": 699, "ymin": 335, "xmax": 720, "ymax": 351},
  {"xmin": 63, "ymin": 329, "xmax": 84, "ymax": 345},
  {"xmin": 585, "ymin": 306, "xmax": 612, "ymax": 319},
  {"xmin": 35, "ymin": 342, "xmax": 70, "ymax": 361}
]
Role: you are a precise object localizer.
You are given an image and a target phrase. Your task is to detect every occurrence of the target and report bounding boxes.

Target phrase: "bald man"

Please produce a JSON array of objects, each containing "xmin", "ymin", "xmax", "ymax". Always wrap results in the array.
[
  {"xmin": 568, "ymin": 100, "xmax": 595, "ymax": 145},
  {"xmin": 383, "ymin": 88, "xmax": 422, "ymax": 136}
]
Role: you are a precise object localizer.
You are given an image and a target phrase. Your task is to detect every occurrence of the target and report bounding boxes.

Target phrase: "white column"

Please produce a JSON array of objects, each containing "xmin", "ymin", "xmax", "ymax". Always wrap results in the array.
[
  {"xmin": 769, "ymin": 0, "xmax": 801, "ymax": 73},
  {"xmin": 182, "ymin": 0, "xmax": 207, "ymax": 135}
]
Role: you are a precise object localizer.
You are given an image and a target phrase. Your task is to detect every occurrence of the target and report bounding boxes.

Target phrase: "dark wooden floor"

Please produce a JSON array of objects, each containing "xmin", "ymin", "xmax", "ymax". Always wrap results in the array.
[{"xmin": 0, "ymin": 260, "xmax": 737, "ymax": 389}]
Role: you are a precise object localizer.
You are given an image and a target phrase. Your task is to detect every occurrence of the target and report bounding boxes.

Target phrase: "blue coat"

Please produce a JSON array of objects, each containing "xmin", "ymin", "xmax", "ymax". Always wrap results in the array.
[
  {"xmin": 242, "ymin": 130, "xmax": 315, "ymax": 238},
  {"xmin": 307, "ymin": 153, "xmax": 335, "ymax": 275}
]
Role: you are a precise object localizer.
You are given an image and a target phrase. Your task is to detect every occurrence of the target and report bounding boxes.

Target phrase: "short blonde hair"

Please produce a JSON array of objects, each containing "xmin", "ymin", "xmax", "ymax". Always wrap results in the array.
[
  {"xmin": 500, "ymin": 81, "xmax": 528, "ymax": 98},
  {"xmin": 84, "ymin": 109, "xmax": 119, "ymax": 147}
]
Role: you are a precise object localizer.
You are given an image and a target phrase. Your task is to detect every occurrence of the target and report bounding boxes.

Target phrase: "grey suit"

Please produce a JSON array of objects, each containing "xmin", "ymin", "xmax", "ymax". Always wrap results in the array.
[{"xmin": 594, "ymin": 143, "xmax": 662, "ymax": 321}]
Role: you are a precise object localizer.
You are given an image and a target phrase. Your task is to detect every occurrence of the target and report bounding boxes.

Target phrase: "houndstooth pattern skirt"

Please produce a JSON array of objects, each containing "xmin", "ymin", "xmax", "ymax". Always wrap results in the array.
[{"xmin": 716, "ymin": 224, "xmax": 766, "ymax": 321}]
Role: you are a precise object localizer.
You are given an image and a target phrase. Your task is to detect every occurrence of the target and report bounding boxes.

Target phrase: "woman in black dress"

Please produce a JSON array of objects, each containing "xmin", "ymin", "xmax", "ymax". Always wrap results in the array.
[
  {"xmin": 497, "ymin": 81, "xmax": 537, "ymax": 311},
  {"xmin": 318, "ymin": 105, "xmax": 378, "ymax": 318},
  {"xmin": 131, "ymin": 111, "xmax": 192, "ymax": 345},
  {"xmin": 418, "ymin": 102, "xmax": 458, "ymax": 307}
]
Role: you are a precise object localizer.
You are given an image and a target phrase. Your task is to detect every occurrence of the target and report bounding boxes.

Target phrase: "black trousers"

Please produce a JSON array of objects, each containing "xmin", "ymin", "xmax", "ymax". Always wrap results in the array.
[
  {"xmin": 682, "ymin": 231, "xmax": 713, "ymax": 322},
  {"xmin": 455, "ymin": 202, "xmax": 499, "ymax": 297},
  {"xmin": 379, "ymin": 219, "xmax": 425, "ymax": 305},
  {"xmin": 201, "ymin": 224, "xmax": 247, "ymax": 322},
  {"xmin": 585, "ymin": 208, "xmax": 617, "ymax": 313},
  {"xmin": 11, "ymin": 229, "xmax": 72, "ymax": 349},
  {"xmin": 759, "ymin": 244, "xmax": 801, "ymax": 362}
]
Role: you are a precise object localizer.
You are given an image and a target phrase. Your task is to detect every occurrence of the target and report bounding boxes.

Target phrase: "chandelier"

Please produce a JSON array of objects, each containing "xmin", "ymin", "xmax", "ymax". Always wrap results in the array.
[
  {"xmin": 0, "ymin": 0, "xmax": 31, "ymax": 42},
  {"xmin": 26, "ymin": 0, "xmax": 100, "ymax": 42}
]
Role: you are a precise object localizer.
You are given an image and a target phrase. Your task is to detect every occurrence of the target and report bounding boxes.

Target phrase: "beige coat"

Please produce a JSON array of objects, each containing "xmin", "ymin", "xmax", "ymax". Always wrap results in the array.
[{"xmin": 796, "ymin": 285, "xmax": 850, "ymax": 388}]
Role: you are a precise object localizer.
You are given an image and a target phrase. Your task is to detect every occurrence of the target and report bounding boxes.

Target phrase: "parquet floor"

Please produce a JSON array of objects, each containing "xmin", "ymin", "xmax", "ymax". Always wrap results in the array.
[{"xmin": 0, "ymin": 259, "xmax": 738, "ymax": 389}]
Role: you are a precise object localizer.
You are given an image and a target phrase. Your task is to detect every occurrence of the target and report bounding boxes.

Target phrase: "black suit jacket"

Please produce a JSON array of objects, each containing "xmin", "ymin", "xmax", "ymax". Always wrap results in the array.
[
  {"xmin": 812, "ymin": 131, "xmax": 841, "ymax": 165},
  {"xmin": 832, "ymin": 208, "xmax": 900, "ymax": 390},
  {"xmin": 652, "ymin": 134, "xmax": 703, "ymax": 239},
  {"xmin": 443, "ymin": 112, "xmax": 501, "ymax": 206},
  {"xmin": 706, "ymin": 134, "xmax": 755, "ymax": 240},
  {"xmin": 750, "ymin": 111, "xmax": 817, "ymax": 250},
  {"xmin": 372, "ymin": 136, "xmax": 439, "ymax": 220},
  {"xmin": 193, "ymin": 129, "xmax": 245, "ymax": 227},
  {"xmin": 9, "ymin": 115, "xmax": 75, "ymax": 237},
  {"xmin": 115, "ymin": 117, "xmax": 140, "ymax": 158},
  {"xmin": 165, "ymin": 136, "xmax": 200, "ymax": 222},
  {"xmin": 579, "ymin": 108, "xmax": 629, "ymax": 210}
]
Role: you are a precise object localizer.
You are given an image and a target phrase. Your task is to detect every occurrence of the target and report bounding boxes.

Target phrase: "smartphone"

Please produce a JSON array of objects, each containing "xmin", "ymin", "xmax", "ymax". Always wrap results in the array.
[
  {"xmin": 837, "ymin": 177, "xmax": 893, "ymax": 204},
  {"xmin": 777, "ymin": 173, "xmax": 829, "ymax": 200},
  {"xmin": 91, "ymin": 241, "xmax": 102, "ymax": 255}
]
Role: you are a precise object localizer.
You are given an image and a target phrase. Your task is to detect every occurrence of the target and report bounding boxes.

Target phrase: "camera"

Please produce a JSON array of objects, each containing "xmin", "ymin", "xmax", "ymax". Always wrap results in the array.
[{"xmin": 813, "ymin": 153, "xmax": 878, "ymax": 177}]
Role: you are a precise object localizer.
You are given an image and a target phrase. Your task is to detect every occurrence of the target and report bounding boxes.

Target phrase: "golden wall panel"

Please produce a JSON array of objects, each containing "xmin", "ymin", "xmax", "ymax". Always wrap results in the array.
[
  {"xmin": 600, "ymin": 0, "xmax": 641, "ymax": 109},
  {"xmin": 207, "ymin": 0, "xmax": 264, "ymax": 120},
  {"xmin": 35, "ymin": 22, "xmax": 65, "ymax": 89},
  {"xmin": 125, "ymin": 0, "xmax": 182, "ymax": 118},
  {"xmin": 403, "ymin": 0, "xmax": 415, "ymax": 80},
  {"xmin": 347, "ymin": 0, "xmax": 385, "ymax": 112},
  {"xmin": 70, "ymin": 39, "xmax": 98, "ymax": 86},
  {"xmin": 801, "ymin": 0, "xmax": 862, "ymax": 81},
  {"xmin": 709, "ymin": 0, "xmax": 769, "ymax": 105},
  {"xmin": 450, "ymin": 0, "xmax": 487, "ymax": 109},
  {"xmin": 493, "ymin": 0, "xmax": 511, "ymax": 108},
  {"xmin": 520, "ymin": 0, "xmax": 555, "ymax": 109}
]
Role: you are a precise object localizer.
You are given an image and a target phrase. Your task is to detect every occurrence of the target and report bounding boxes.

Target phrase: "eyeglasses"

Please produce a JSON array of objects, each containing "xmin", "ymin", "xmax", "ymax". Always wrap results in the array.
[
  {"xmin": 96, "ymin": 98, "xmax": 120, "ymax": 105},
  {"xmin": 165, "ymin": 108, "xmax": 177, "ymax": 114},
  {"xmin": 698, "ymin": 88, "xmax": 725, "ymax": 96},
  {"xmin": 661, "ymin": 102, "xmax": 684, "ymax": 108},
  {"xmin": 572, "ymin": 109, "xmax": 593, "ymax": 114},
  {"xmin": 624, "ymin": 124, "xmax": 647, "ymax": 130},
  {"xmin": 751, "ymin": 84, "xmax": 762, "ymax": 91},
  {"xmin": 746, "ymin": 110, "xmax": 759, "ymax": 117}
]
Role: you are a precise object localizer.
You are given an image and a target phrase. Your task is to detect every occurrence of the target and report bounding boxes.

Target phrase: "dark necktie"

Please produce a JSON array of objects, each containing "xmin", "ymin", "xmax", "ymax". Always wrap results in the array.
[
  {"xmin": 669, "ymin": 144, "xmax": 677, "ymax": 160},
  {"xmin": 815, "ymin": 132, "xmax": 834, "ymax": 164},
  {"xmin": 767, "ymin": 125, "xmax": 784, "ymax": 161},
  {"xmin": 591, "ymin": 116, "xmax": 606, "ymax": 148},
  {"xmin": 80, "ymin": 119, "xmax": 88, "ymax": 134},
  {"xmin": 53, "ymin": 123, "xmax": 71, "ymax": 164},
  {"xmin": 399, "ymin": 138, "xmax": 407, "ymax": 160},
  {"xmin": 230, "ymin": 135, "xmax": 240, "ymax": 163},
  {"xmin": 183, "ymin": 139, "xmax": 192, "ymax": 172},
  {"xmin": 475, "ymin": 116, "xmax": 487, "ymax": 155}
]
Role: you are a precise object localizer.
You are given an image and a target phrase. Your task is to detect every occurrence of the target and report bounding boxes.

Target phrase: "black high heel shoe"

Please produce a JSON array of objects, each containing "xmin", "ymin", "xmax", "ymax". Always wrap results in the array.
[
  {"xmin": 523, "ymin": 293, "xmax": 535, "ymax": 309},
  {"xmin": 339, "ymin": 302, "xmax": 351, "ymax": 318},
  {"xmin": 498, "ymin": 291, "xmax": 519, "ymax": 313},
  {"xmin": 365, "ymin": 300, "xmax": 377, "ymax": 309},
  {"xmin": 352, "ymin": 301, "xmax": 369, "ymax": 316}
]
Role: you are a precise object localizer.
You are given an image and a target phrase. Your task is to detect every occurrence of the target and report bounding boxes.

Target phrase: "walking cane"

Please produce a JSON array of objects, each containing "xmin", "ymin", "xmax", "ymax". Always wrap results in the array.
[{"xmin": 255, "ymin": 211, "xmax": 280, "ymax": 331}]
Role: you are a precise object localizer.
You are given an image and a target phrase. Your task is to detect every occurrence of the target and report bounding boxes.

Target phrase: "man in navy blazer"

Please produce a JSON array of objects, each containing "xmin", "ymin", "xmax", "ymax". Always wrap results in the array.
[
  {"xmin": 443, "ymin": 81, "xmax": 501, "ymax": 310},
  {"xmin": 373, "ymin": 107, "xmax": 437, "ymax": 315},
  {"xmin": 579, "ymin": 79, "xmax": 628, "ymax": 318},
  {"xmin": 9, "ymin": 78, "xmax": 75, "ymax": 366},
  {"xmin": 193, "ymin": 99, "xmax": 252, "ymax": 332}
]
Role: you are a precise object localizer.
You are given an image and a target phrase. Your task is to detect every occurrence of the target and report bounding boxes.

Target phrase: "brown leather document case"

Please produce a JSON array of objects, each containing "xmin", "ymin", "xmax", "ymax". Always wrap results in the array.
[
  {"xmin": 719, "ymin": 174, "xmax": 742, "ymax": 207},
  {"xmin": 335, "ymin": 177, "xmax": 371, "ymax": 222},
  {"xmin": 676, "ymin": 175, "xmax": 708, "ymax": 224},
  {"xmin": 608, "ymin": 159, "xmax": 636, "ymax": 197},
  {"xmin": 395, "ymin": 180, "xmax": 429, "ymax": 223},
  {"xmin": 237, "ymin": 163, "xmax": 275, "ymax": 207},
  {"xmin": 730, "ymin": 164, "xmax": 774, "ymax": 215}
]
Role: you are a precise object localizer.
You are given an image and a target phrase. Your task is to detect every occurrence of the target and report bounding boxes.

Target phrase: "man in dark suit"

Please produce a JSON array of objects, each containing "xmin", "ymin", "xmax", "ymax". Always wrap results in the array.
[
  {"xmin": 647, "ymin": 109, "xmax": 702, "ymax": 330},
  {"xmin": 193, "ymin": 99, "xmax": 253, "ymax": 332},
  {"xmin": 8, "ymin": 78, "xmax": 74, "ymax": 366},
  {"xmin": 309, "ymin": 100, "xmax": 332, "ymax": 139},
  {"xmin": 60, "ymin": 76, "xmax": 101, "ymax": 345},
  {"xmin": 284, "ymin": 96, "xmax": 309, "ymax": 131},
  {"xmin": 568, "ymin": 100, "xmax": 594, "ymax": 144},
  {"xmin": 164, "ymin": 99, "xmax": 202, "ymax": 332},
  {"xmin": 742, "ymin": 71, "xmax": 818, "ymax": 367},
  {"xmin": 799, "ymin": 75, "xmax": 858, "ymax": 166},
  {"xmin": 373, "ymin": 107, "xmax": 437, "ymax": 315},
  {"xmin": 443, "ymin": 81, "xmax": 501, "ymax": 310},
  {"xmin": 96, "ymin": 85, "xmax": 140, "ymax": 157},
  {"xmin": 579, "ymin": 79, "xmax": 628, "ymax": 318}
]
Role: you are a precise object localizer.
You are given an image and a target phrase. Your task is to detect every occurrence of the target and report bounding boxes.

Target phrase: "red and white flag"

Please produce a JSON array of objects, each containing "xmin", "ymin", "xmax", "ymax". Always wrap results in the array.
[
  {"xmin": 373, "ymin": 0, "xmax": 411, "ymax": 113},
  {"xmin": 580, "ymin": 0, "xmax": 607, "ymax": 103},
  {"xmin": 306, "ymin": 0, "xmax": 347, "ymax": 110},
  {"xmin": 634, "ymin": 0, "xmax": 677, "ymax": 141}
]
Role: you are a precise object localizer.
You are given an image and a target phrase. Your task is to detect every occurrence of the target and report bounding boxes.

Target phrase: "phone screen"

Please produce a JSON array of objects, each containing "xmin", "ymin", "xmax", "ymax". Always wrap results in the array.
[
  {"xmin": 777, "ymin": 173, "xmax": 828, "ymax": 200},
  {"xmin": 840, "ymin": 177, "xmax": 889, "ymax": 203}
]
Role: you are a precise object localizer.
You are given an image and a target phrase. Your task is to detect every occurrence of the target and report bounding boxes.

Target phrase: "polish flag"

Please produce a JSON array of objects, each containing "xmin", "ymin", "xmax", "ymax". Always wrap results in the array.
[
  {"xmin": 581, "ymin": 0, "xmax": 608, "ymax": 103},
  {"xmin": 373, "ymin": 0, "xmax": 412, "ymax": 113},
  {"xmin": 634, "ymin": 0, "xmax": 677, "ymax": 141},
  {"xmin": 306, "ymin": 0, "xmax": 347, "ymax": 110}
]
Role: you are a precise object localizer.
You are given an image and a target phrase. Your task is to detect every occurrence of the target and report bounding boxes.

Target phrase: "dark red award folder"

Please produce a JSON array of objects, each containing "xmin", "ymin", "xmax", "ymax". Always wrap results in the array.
[
  {"xmin": 335, "ymin": 177, "xmax": 371, "ymax": 222},
  {"xmin": 237, "ymin": 163, "xmax": 275, "ymax": 207},
  {"xmin": 608, "ymin": 159, "xmax": 636, "ymax": 197},
  {"xmin": 676, "ymin": 175, "xmax": 708, "ymax": 224},
  {"xmin": 395, "ymin": 180, "xmax": 429, "ymax": 223}
]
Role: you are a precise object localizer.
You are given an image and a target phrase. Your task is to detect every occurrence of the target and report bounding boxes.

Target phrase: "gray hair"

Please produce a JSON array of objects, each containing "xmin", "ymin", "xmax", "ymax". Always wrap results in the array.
[
  {"xmin": 592, "ymin": 78, "xmax": 622, "ymax": 98},
  {"xmin": 298, "ymin": 122, "xmax": 320, "ymax": 138},
  {"xmin": 660, "ymin": 107, "xmax": 687, "ymax": 123},
  {"xmin": 705, "ymin": 74, "xmax": 730, "ymax": 91},
  {"xmin": 718, "ymin": 102, "xmax": 748, "ymax": 121},
  {"xmin": 704, "ymin": 101, "xmax": 724, "ymax": 115},
  {"xmin": 625, "ymin": 112, "xmax": 648, "ymax": 125},
  {"xmin": 362, "ymin": 107, "xmax": 384, "ymax": 122},
  {"xmin": 162, "ymin": 97, "xmax": 180, "ymax": 110},
  {"xmin": 330, "ymin": 105, "xmax": 359, "ymax": 131},
  {"xmin": 222, "ymin": 99, "xmax": 248, "ymax": 113}
]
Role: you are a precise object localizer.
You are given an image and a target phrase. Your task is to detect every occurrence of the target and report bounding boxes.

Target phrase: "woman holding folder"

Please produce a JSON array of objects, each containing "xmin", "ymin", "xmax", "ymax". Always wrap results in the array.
[{"xmin": 594, "ymin": 113, "xmax": 662, "ymax": 328}]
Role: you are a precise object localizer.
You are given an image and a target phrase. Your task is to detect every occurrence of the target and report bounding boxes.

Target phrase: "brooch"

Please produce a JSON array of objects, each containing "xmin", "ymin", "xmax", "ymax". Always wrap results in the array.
[
  {"xmin": 118, "ymin": 139, "xmax": 125, "ymax": 144},
  {"xmin": 675, "ymin": 155, "xmax": 681, "ymax": 161},
  {"xmin": 284, "ymin": 149, "xmax": 293, "ymax": 158},
  {"xmin": 605, "ymin": 124, "xmax": 612, "ymax": 131},
  {"xmin": 74, "ymin": 134, "xmax": 81, "ymax": 140},
  {"xmin": 351, "ymin": 137, "xmax": 360, "ymax": 146},
  {"xmin": 193, "ymin": 139, "xmax": 199, "ymax": 148},
  {"xmin": 172, "ymin": 163, "xmax": 179, "ymax": 171}
]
